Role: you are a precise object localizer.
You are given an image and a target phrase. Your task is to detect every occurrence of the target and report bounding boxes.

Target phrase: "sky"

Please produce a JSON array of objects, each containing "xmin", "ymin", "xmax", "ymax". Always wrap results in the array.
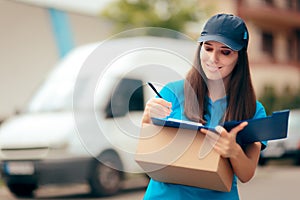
[{"xmin": 16, "ymin": 0, "xmax": 115, "ymax": 15}]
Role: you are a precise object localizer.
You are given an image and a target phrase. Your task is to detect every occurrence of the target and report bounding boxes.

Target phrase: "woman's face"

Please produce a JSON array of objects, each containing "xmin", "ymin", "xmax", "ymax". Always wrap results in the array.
[{"xmin": 200, "ymin": 41, "xmax": 238, "ymax": 81}]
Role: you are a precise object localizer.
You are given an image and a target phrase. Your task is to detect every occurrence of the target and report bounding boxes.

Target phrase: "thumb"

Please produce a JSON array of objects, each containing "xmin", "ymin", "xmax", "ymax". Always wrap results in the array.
[{"xmin": 230, "ymin": 121, "xmax": 248, "ymax": 137}]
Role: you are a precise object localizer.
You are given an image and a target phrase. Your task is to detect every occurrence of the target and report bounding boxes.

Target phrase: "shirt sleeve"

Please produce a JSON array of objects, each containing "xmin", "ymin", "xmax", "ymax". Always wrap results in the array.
[
  {"xmin": 158, "ymin": 80, "xmax": 185, "ymax": 120},
  {"xmin": 253, "ymin": 101, "xmax": 268, "ymax": 150},
  {"xmin": 159, "ymin": 82, "xmax": 178, "ymax": 103}
]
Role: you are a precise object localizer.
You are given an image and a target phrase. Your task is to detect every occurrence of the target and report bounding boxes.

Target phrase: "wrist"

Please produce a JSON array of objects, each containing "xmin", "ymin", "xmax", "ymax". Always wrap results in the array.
[{"xmin": 230, "ymin": 143, "xmax": 243, "ymax": 160}]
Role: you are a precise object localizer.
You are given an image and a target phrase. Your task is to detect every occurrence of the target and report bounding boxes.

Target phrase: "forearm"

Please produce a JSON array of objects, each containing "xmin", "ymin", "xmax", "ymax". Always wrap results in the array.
[{"xmin": 230, "ymin": 142, "xmax": 261, "ymax": 183}]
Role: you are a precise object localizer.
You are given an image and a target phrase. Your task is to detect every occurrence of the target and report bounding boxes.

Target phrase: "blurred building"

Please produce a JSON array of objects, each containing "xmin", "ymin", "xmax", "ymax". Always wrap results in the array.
[
  {"xmin": 0, "ymin": 0, "xmax": 113, "ymax": 121},
  {"xmin": 200, "ymin": 0, "xmax": 300, "ymax": 96},
  {"xmin": 1, "ymin": 0, "xmax": 300, "ymax": 121},
  {"xmin": 238, "ymin": 0, "xmax": 300, "ymax": 66},
  {"xmin": 238, "ymin": 0, "xmax": 300, "ymax": 96}
]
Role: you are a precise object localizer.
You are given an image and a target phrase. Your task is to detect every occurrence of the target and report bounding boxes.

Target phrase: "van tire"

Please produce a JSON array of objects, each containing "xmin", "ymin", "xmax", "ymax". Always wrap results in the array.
[
  {"xmin": 258, "ymin": 157, "xmax": 268, "ymax": 166},
  {"xmin": 7, "ymin": 183, "xmax": 36, "ymax": 198},
  {"xmin": 89, "ymin": 151, "xmax": 123, "ymax": 196}
]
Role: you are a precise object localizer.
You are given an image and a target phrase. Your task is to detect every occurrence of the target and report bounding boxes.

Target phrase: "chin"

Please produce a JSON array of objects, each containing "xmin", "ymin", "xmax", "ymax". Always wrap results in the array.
[{"xmin": 205, "ymin": 73, "xmax": 223, "ymax": 81}]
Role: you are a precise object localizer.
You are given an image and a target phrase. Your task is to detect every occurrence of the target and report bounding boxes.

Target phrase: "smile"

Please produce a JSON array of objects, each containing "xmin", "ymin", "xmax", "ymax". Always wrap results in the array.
[{"xmin": 206, "ymin": 65, "xmax": 223, "ymax": 72}]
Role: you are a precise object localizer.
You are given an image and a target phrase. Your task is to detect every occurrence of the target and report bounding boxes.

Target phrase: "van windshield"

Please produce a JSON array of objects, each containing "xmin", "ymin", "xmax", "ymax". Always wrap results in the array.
[
  {"xmin": 26, "ymin": 75, "xmax": 75, "ymax": 113},
  {"xmin": 26, "ymin": 71, "xmax": 99, "ymax": 113},
  {"xmin": 25, "ymin": 42, "xmax": 100, "ymax": 113}
]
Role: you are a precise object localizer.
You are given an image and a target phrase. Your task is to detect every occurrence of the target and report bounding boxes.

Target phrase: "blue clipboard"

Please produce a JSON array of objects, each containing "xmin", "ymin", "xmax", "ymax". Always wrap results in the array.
[
  {"xmin": 151, "ymin": 110, "xmax": 290, "ymax": 145},
  {"xmin": 151, "ymin": 117, "xmax": 217, "ymax": 132}
]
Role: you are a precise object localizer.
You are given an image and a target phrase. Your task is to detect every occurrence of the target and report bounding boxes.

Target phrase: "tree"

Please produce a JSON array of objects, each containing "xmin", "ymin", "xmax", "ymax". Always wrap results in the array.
[
  {"xmin": 259, "ymin": 85, "xmax": 300, "ymax": 115},
  {"xmin": 100, "ymin": 0, "xmax": 204, "ymax": 35}
]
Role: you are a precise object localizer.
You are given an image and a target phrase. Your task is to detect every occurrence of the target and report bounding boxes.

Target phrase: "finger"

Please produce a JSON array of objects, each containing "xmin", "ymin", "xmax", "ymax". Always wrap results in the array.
[
  {"xmin": 200, "ymin": 128, "xmax": 208, "ymax": 135},
  {"xmin": 149, "ymin": 105, "xmax": 171, "ymax": 118},
  {"xmin": 201, "ymin": 127, "xmax": 222, "ymax": 135},
  {"xmin": 200, "ymin": 128, "xmax": 220, "ymax": 141},
  {"xmin": 147, "ymin": 98, "xmax": 171, "ymax": 110},
  {"xmin": 215, "ymin": 125, "xmax": 226, "ymax": 135},
  {"xmin": 148, "ymin": 100, "xmax": 172, "ymax": 118},
  {"xmin": 152, "ymin": 98, "xmax": 172, "ymax": 108},
  {"xmin": 230, "ymin": 121, "xmax": 248, "ymax": 136},
  {"xmin": 144, "ymin": 100, "xmax": 170, "ymax": 120}
]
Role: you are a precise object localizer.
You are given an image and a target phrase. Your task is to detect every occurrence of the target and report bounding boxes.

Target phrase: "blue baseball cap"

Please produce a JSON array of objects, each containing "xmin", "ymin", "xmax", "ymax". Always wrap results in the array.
[{"xmin": 198, "ymin": 14, "xmax": 249, "ymax": 51}]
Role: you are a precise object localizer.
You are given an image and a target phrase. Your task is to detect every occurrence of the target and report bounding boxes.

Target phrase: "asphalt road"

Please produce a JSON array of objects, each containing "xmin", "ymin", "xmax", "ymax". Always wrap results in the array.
[{"xmin": 1, "ymin": 161, "xmax": 300, "ymax": 200}]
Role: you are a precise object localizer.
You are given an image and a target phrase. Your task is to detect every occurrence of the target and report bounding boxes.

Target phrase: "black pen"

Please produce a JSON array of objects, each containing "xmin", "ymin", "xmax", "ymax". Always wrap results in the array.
[{"xmin": 147, "ymin": 82, "xmax": 163, "ymax": 98}]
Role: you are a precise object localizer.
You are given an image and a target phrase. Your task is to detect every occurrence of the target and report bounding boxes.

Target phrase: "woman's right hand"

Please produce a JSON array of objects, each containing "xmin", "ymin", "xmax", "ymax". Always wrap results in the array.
[{"xmin": 141, "ymin": 98, "xmax": 172, "ymax": 124}]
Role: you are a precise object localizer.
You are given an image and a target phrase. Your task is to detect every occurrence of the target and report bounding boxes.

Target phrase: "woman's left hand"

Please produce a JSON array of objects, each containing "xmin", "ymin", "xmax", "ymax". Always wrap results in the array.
[
  {"xmin": 202, "ymin": 121, "xmax": 262, "ymax": 183},
  {"xmin": 200, "ymin": 122, "xmax": 248, "ymax": 159}
]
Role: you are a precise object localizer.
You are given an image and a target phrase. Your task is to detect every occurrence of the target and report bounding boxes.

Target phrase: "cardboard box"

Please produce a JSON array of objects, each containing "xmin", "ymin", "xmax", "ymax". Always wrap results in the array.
[{"xmin": 135, "ymin": 124, "xmax": 233, "ymax": 192}]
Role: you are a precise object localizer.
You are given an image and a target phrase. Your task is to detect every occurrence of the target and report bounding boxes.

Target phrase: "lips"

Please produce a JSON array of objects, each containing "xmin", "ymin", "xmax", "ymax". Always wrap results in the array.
[{"xmin": 206, "ymin": 65, "xmax": 223, "ymax": 72}]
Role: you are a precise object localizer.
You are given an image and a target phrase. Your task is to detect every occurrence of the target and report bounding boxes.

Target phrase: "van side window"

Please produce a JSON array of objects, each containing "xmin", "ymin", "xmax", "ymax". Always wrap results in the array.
[{"xmin": 105, "ymin": 78, "xmax": 144, "ymax": 118}]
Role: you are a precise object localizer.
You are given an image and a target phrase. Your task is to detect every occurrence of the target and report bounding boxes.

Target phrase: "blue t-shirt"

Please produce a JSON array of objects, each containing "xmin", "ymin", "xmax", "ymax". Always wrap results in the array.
[{"xmin": 143, "ymin": 80, "xmax": 267, "ymax": 200}]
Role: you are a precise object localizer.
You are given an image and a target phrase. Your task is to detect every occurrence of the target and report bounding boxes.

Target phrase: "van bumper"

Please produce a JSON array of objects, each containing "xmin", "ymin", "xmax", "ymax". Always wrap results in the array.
[{"xmin": 0, "ymin": 157, "xmax": 93, "ymax": 185}]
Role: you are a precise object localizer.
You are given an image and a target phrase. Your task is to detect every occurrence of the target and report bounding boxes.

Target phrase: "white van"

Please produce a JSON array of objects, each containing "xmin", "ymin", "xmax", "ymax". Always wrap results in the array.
[
  {"xmin": 0, "ymin": 36, "xmax": 196, "ymax": 197},
  {"xmin": 259, "ymin": 109, "xmax": 300, "ymax": 165}
]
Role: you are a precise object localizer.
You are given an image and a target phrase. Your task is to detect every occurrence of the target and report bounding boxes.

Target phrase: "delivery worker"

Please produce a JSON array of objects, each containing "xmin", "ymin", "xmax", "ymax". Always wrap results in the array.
[{"xmin": 141, "ymin": 13, "xmax": 267, "ymax": 200}]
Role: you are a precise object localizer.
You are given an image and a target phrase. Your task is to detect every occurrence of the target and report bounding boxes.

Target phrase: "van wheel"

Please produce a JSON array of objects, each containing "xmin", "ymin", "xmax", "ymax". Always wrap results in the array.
[
  {"xmin": 7, "ymin": 183, "xmax": 37, "ymax": 198},
  {"xmin": 258, "ymin": 157, "xmax": 268, "ymax": 166},
  {"xmin": 89, "ymin": 151, "xmax": 123, "ymax": 196},
  {"xmin": 294, "ymin": 152, "xmax": 300, "ymax": 165}
]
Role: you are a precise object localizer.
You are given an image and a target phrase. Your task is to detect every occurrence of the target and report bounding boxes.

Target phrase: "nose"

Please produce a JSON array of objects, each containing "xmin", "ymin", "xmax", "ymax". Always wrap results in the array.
[{"xmin": 210, "ymin": 51, "xmax": 219, "ymax": 64}]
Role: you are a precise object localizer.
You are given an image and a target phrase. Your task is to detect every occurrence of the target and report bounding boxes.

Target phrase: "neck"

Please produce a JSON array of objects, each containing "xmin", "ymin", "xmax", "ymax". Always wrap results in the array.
[{"xmin": 207, "ymin": 77, "xmax": 230, "ymax": 101}]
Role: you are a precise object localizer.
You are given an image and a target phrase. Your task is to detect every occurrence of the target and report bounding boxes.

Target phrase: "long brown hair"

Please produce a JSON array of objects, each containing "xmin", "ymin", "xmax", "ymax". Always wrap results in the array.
[{"xmin": 184, "ymin": 44, "xmax": 256, "ymax": 124}]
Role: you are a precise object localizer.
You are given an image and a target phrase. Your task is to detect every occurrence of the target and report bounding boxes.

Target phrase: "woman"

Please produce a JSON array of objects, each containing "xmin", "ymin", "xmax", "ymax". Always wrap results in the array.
[{"xmin": 142, "ymin": 14, "xmax": 267, "ymax": 199}]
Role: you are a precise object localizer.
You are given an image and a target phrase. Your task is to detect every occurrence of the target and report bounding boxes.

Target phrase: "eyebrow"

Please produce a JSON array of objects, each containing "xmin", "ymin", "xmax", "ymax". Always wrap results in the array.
[{"xmin": 204, "ymin": 42, "xmax": 231, "ymax": 50}]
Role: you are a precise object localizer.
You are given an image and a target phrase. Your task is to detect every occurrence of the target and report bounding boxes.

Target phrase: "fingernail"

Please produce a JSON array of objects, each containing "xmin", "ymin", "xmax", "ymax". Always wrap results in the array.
[{"xmin": 215, "ymin": 126, "xmax": 223, "ymax": 134}]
